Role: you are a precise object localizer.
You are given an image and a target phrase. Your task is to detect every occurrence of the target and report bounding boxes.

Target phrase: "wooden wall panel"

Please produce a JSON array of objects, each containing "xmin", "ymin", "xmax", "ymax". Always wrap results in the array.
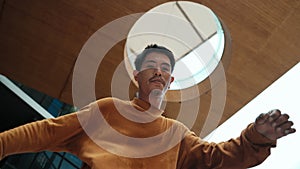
[
  {"xmin": 0, "ymin": 0, "xmax": 97, "ymax": 98},
  {"xmin": 0, "ymin": 0, "xmax": 4, "ymax": 14}
]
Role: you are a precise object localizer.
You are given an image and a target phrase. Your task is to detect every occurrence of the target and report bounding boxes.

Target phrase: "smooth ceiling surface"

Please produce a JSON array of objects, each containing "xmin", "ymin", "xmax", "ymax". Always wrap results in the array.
[{"xmin": 0, "ymin": 0, "xmax": 299, "ymax": 136}]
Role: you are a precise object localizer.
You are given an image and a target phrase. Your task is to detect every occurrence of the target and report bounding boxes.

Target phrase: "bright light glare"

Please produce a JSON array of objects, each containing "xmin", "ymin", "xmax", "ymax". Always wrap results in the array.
[{"xmin": 204, "ymin": 62, "xmax": 300, "ymax": 169}]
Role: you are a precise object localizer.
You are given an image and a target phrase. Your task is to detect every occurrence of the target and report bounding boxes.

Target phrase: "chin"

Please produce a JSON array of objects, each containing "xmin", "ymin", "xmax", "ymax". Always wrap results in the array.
[{"xmin": 150, "ymin": 89, "xmax": 164, "ymax": 96}]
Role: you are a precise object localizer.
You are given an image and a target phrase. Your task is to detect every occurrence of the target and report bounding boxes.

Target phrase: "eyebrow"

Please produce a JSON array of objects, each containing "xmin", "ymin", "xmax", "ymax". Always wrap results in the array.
[{"xmin": 144, "ymin": 60, "xmax": 171, "ymax": 67}]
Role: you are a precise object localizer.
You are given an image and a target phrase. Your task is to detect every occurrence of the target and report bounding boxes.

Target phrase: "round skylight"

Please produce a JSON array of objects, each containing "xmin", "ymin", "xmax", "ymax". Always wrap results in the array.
[{"xmin": 125, "ymin": 1, "xmax": 225, "ymax": 90}]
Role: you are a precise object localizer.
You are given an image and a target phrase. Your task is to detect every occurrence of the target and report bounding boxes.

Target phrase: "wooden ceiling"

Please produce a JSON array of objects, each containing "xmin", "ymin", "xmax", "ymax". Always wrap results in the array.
[{"xmin": 0, "ymin": 0, "xmax": 299, "ymax": 137}]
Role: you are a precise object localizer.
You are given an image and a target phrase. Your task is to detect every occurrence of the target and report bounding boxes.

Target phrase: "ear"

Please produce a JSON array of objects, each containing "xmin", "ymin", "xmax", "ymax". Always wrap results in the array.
[
  {"xmin": 168, "ymin": 76, "xmax": 175, "ymax": 89},
  {"xmin": 133, "ymin": 70, "xmax": 139, "ymax": 81},
  {"xmin": 170, "ymin": 76, "xmax": 175, "ymax": 83}
]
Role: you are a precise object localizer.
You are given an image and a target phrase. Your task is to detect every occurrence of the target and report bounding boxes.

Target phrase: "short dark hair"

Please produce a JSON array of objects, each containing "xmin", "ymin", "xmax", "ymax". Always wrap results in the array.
[{"xmin": 134, "ymin": 44, "xmax": 175, "ymax": 72}]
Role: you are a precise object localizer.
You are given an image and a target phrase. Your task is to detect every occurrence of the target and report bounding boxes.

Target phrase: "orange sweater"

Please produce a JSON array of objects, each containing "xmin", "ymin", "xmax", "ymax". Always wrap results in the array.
[{"xmin": 0, "ymin": 97, "xmax": 276, "ymax": 169}]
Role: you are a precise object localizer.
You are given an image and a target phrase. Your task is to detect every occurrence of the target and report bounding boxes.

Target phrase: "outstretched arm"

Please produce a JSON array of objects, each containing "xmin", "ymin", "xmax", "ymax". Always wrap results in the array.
[
  {"xmin": 179, "ymin": 109, "xmax": 296, "ymax": 169},
  {"xmin": 0, "ymin": 112, "xmax": 82, "ymax": 160}
]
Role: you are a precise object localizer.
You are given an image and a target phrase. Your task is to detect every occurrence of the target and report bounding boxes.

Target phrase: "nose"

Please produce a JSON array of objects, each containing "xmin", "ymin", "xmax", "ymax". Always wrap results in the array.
[{"xmin": 154, "ymin": 68, "xmax": 162, "ymax": 76}]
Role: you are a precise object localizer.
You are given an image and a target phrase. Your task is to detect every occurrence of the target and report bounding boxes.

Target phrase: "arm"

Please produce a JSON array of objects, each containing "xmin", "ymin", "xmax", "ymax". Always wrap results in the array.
[
  {"xmin": 0, "ymin": 110, "xmax": 84, "ymax": 160},
  {"xmin": 178, "ymin": 110, "xmax": 295, "ymax": 169}
]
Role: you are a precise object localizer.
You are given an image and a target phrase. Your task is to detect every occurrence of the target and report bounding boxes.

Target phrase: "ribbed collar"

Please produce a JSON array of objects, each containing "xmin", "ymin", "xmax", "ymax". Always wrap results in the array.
[
  {"xmin": 131, "ymin": 97, "xmax": 151, "ymax": 110},
  {"xmin": 131, "ymin": 97, "xmax": 163, "ymax": 115}
]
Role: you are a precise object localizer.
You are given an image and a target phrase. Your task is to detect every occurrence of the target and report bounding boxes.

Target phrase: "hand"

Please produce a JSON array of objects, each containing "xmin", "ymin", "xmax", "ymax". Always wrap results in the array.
[{"xmin": 254, "ymin": 109, "xmax": 296, "ymax": 140}]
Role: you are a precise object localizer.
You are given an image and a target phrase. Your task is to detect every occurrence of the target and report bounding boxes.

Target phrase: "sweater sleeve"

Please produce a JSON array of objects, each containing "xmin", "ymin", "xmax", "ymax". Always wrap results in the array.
[
  {"xmin": 178, "ymin": 123, "xmax": 276, "ymax": 169},
  {"xmin": 0, "ymin": 105, "xmax": 91, "ymax": 160}
]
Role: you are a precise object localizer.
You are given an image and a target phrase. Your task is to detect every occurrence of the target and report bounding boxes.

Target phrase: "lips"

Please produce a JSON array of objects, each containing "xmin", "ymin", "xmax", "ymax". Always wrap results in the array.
[{"xmin": 149, "ymin": 77, "xmax": 165, "ymax": 86}]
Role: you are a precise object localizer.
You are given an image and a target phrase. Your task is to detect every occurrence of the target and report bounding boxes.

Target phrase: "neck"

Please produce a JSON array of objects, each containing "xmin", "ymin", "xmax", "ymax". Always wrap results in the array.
[{"xmin": 138, "ymin": 92, "xmax": 164, "ymax": 109}]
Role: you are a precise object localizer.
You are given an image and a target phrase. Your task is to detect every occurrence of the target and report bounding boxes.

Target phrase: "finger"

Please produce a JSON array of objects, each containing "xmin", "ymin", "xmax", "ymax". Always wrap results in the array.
[
  {"xmin": 273, "ymin": 114, "xmax": 289, "ymax": 127},
  {"xmin": 285, "ymin": 128, "xmax": 296, "ymax": 135},
  {"xmin": 277, "ymin": 121, "xmax": 294, "ymax": 131},
  {"xmin": 268, "ymin": 109, "xmax": 281, "ymax": 122},
  {"xmin": 275, "ymin": 121, "xmax": 295, "ymax": 138},
  {"xmin": 255, "ymin": 113, "xmax": 269, "ymax": 124},
  {"xmin": 283, "ymin": 128, "xmax": 296, "ymax": 136}
]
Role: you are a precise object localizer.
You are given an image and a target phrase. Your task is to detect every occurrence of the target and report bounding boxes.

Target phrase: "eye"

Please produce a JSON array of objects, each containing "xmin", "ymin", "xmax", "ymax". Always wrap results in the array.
[{"xmin": 161, "ymin": 66, "xmax": 170, "ymax": 72}]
